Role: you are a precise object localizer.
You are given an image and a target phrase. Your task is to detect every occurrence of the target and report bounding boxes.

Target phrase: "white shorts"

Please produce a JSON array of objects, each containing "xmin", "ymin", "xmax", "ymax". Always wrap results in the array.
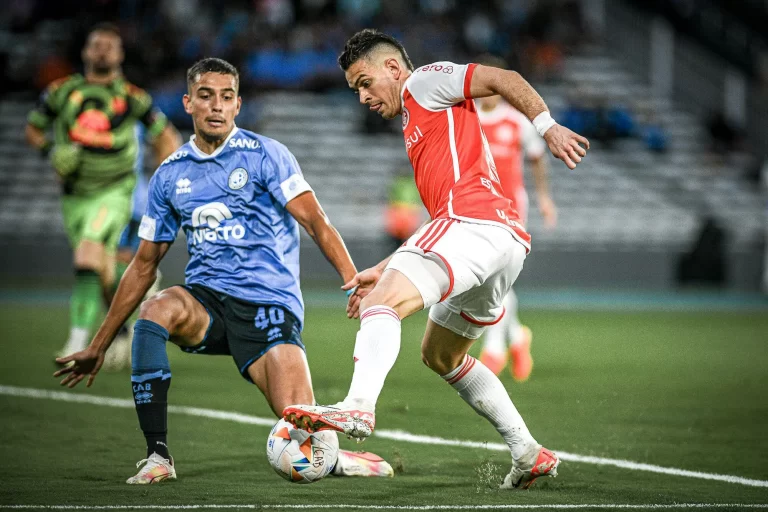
[{"xmin": 385, "ymin": 218, "xmax": 527, "ymax": 339}]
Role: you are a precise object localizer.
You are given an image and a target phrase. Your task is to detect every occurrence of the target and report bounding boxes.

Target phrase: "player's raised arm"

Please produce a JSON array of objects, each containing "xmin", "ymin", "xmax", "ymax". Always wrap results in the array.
[
  {"xmin": 469, "ymin": 65, "xmax": 590, "ymax": 170},
  {"xmin": 286, "ymin": 192, "xmax": 357, "ymax": 285}
]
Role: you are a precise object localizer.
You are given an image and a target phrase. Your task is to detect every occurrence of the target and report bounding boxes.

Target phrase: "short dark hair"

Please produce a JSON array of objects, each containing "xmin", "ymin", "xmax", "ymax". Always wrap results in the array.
[
  {"xmin": 338, "ymin": 29, "xmax": 414, "ymax": 72},
  {"xmin": 186, "ymin": 58, "xmax": 239, "ymax": 92},
  {"xmin": 88, "ymin": 22, "xmax": 121, "ymax": 39}
]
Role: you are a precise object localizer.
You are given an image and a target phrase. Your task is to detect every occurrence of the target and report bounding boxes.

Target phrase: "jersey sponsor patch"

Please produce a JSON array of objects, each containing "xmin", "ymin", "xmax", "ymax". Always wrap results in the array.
[
  {"xmin": 138, "ymin": 215, "xmax": 157, "ymax": 241},
  {"xmin": 279, "ymin": 174, "xmax": 312, "ymax": 203}
]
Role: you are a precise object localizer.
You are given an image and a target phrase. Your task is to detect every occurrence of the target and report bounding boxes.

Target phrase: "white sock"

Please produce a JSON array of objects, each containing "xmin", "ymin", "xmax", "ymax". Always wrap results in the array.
[
  {"xmin": 64, "ymin": 327, "xmax": 89, "ymax": 353},
  {"xmin": 344, "ymin": 306, "xmax": 401, "ymax": 411},
  {"xmin": 442, "ymin": 355, "xmax": 537, "ymax": 462},
  {"xmin": 504, "ymin": 289, "xmax": 526, "ymax": 346}
]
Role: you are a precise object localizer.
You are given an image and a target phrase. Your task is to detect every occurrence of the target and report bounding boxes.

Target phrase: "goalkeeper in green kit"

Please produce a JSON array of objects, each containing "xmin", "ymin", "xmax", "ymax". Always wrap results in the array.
[{"xmin": 25, "ymin": 23, "xmax": 181, "ymax": 361}]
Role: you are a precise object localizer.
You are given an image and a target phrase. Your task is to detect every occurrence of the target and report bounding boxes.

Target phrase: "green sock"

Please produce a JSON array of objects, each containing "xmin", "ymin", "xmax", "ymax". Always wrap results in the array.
[
  {"xmin": 114, "ymin": 260, "xmax": 129, "ymax": 296},
  {"xmin": 71, "ymin": 269, "xmax": 103, "ymax": 331}
]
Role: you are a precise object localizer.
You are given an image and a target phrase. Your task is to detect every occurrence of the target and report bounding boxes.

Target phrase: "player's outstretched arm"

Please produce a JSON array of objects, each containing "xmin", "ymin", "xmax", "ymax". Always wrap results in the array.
[
  {"xmin": 286, "ymin": 191, "xmax": 357, "ymax": 284},
  {"xmin": 54, "ymin": 240, "xmax": 172, "ymax": 388},
  {"xmin": 469, "ymin": 65, "xmax": 589, "ymax": 169}
]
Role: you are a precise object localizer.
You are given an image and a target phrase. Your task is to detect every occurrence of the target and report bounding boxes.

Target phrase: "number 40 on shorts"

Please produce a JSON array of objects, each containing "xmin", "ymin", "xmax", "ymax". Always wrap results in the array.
[{"xmin": 254, "ymin": 306, "xmax": 285, "ymax": 330}]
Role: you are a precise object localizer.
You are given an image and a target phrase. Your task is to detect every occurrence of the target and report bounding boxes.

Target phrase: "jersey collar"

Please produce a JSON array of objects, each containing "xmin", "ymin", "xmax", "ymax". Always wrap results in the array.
[{"xmin": 189, "ymin": 125, "xmax": 240, "ymax": 159}]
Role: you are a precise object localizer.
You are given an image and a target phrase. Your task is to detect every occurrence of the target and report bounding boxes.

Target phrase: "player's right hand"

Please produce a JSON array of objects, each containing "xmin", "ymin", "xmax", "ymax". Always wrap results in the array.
[
  {"xmin": 53, "ymin": 346, "xmax": 104, "ymax": 388},
  {"xmin": 342, "ymin": 267, "xmax": 383, "ymax": 319},
  {"xmin": 543, "ymin": 124, "xmax": 589, "ymax": 170}
]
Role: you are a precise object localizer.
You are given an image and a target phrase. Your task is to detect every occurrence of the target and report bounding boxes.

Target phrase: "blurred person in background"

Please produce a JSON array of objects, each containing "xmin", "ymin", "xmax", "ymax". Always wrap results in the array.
[
  {"xmin": 474, "ymin": 55, "xmax": 557, "ymax": 382},
  {"xmin": 25, "ymin": 23, "xmax": 181, "ymax": 366}
]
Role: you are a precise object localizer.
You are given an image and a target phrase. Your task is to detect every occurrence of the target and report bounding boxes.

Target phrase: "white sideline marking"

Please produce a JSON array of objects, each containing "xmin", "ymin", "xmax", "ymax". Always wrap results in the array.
[
  {"xmin": 2, "ymin": 385, "xmax": 767, "ymax": 490},
  {"xmin": 4, "ymin": 504, "xmax": 768, "ymax": 510}
]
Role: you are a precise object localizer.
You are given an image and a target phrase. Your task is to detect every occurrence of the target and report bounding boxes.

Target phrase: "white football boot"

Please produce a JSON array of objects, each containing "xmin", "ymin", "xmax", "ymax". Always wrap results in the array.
[
  {"xmin": 126, "ymin": 452, "xmax": 176, "ymax": 484},
  {"xmin": 333, "ymin": 450, "xmax": 394, "ymax": 477}
]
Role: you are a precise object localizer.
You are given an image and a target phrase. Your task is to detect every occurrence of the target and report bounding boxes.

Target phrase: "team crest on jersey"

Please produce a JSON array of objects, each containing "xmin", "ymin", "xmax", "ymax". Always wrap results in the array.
[
  {"xmin": 402, "ymin": 107, "xmax": 410, "ymax": 130},
  {"xmin": 228, "ymin": 168, "xmax": 249, "ymax": 190}
]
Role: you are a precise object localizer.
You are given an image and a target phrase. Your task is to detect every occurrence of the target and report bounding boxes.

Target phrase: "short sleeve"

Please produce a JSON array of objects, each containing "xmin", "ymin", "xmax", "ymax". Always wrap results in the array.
[
  {"xmin": 138, "ymin": 171, "xmax": 179, "ymax": 242},
  {"xmin": 260, "ymin": 142, "xmax": 313, "ymax": 207},
  {"xmin": 406, "ymin": 62, "xmax": 477, "ymax": 111},
  {"xmin": 521, "ymin": 116, "xmax": 546, "ymax": 159}
]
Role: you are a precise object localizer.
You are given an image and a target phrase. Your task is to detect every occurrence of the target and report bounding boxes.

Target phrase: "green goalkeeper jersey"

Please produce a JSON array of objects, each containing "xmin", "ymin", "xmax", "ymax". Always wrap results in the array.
[{"xmin": 27, "ymin": 74, "xmax": 168, "ymax": 196}]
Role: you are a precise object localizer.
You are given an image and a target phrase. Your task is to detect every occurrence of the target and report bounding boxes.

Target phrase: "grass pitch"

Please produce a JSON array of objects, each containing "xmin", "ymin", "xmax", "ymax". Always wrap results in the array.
[{"xmin": 0, "ymin": 293, "xmax": 767, "ymax": 509}]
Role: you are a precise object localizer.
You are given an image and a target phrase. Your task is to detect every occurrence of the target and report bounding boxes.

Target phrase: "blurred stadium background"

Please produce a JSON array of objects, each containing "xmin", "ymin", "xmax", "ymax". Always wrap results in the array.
[
  {"xmin": 1, "ymin": 0, "xmax": 767, "ymax": 291},
  {"xmin": 1, "ymin": 0, "xmax": 768, "ymax": 508}
]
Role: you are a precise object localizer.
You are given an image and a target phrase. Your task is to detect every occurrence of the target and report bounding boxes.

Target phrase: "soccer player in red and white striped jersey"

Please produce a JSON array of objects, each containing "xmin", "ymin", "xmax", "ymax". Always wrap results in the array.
[{"xmin": 284, "ymin": 29, "xmax": 588, "ymax": 489}]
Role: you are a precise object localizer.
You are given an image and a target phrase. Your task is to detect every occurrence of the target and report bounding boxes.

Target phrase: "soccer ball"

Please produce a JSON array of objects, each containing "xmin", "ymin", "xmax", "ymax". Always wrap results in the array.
[{"xmin": 266, "ymin": 419, "xmax": 338, "ymax": 484}]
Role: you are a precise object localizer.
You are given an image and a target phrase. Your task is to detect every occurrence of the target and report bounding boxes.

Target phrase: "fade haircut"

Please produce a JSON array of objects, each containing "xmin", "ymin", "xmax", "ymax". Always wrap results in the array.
[
  {"xmin": 338, "ymin": 29, "xmax": 414, "ymax": 72},
  {"xmin": 186, "ymin": 58, "xmax": 239, "ymax": 92},
  {"xmin": 87, "ymin": 22, "xmax": 121, "ymax": 40}
]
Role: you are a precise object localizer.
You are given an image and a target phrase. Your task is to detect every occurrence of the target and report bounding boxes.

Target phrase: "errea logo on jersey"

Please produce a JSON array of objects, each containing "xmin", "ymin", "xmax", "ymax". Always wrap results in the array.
[
  {"xmin": 190, "ymin": 202, "xmax": 246, "ymax": 245},
  {"xmin": 176, "ymin": 178, "xmax": 191, "ymax": 195},
  {"xmin": 229, "ymin": 138, "xmax": 260, "ymax": 150}
]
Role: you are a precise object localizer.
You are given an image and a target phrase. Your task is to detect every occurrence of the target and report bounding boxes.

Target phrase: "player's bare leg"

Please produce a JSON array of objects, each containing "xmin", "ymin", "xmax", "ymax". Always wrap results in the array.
[
  {"xmin": 284, "ymin": 269, "xmax": 422, "ymax": 439},
  {"xmin": 251, "ymin": 346, "xmax": 393, "ymax": 477},
  {"xmin": 125, "ymin": 286, "xmax": 210, "ymax": 484},
  {"xmin": 247, "ymin": 344, "xmax": 315, "ymax": 417},
  {"xmin": 421, "ymin": 317, "xmax": 557, "ymax": 489}
]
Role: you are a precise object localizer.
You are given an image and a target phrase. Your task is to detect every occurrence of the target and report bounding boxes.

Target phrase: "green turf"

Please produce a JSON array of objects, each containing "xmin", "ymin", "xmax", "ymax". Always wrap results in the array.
[{"xmin": 1, "ymin": 301, "xmax": 767, "ymax": 508}]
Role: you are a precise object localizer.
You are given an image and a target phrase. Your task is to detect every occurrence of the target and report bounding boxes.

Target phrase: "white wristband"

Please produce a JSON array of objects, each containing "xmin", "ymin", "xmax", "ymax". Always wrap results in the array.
[{"xmin": 532, "ymin": 111, "xmax": 557, "ymax": 137}]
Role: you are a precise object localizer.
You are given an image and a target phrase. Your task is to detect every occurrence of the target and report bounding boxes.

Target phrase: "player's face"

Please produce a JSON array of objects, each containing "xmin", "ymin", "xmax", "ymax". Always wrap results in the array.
[
  {"xmin": 82, "ymin": 31, "xmax": 123, "ymax": 74},
  {"xmin": 346, "ymin": 56, "xmax": 405, "ymax": 120},
  {"xmin": 184, "ymin": 73, "xmax": 242, "ymax": 142}
]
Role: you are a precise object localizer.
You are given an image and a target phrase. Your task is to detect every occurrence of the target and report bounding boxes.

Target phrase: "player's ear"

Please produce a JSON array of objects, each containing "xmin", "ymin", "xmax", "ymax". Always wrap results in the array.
[
  {"xmin": 386, "ymin": 58, "xmax": 401, "ymax": 80},
  {"xmin": 235, "ymin": 96, "xmax": 242, "ymax": 116},
  {"xmin": 183, "ymin": 94, "xmax": 192, "ymax": 114}
]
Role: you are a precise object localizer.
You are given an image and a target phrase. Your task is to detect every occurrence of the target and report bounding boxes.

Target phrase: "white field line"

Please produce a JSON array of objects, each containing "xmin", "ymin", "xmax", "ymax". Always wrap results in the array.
[
  {"xmin": 2, "ymin": 385, "xmax": 767, "ymax": 490},
  {"xmin": 3, "ymin": 504, "xmax": 768, "ymax": 510}
]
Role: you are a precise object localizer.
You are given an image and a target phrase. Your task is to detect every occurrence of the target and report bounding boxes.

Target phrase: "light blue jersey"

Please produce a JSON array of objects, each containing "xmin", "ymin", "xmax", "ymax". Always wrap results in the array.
[{"xmin": 138, "ymin": 127, "xmax": 313, "ymax": 328}]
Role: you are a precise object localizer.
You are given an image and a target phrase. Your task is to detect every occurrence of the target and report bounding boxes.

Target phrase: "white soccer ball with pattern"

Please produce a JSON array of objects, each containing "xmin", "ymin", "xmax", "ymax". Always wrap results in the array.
[{"xmin": 266, "ymin": 419, "xmax": 338, "ymax": 484}]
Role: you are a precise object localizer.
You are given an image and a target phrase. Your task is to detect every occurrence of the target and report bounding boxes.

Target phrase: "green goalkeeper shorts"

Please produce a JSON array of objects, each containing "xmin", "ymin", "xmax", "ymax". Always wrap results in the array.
[{"xmin": 61, "ymin": 183, "xmax": 133, "ymax": 251}]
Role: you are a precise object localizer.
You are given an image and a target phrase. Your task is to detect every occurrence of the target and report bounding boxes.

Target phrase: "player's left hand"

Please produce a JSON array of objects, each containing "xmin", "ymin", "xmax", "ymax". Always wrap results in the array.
[
  {"xmin": 543, "ymin": 124, "xmax": 589, "ymax": 170},
  {"xmin": 342, "ymin": 266, "xmax": 383, "ymax": 319},
  {"xmin": 53, "ymin": 346, "xmax": 105, "ymax": 388}
]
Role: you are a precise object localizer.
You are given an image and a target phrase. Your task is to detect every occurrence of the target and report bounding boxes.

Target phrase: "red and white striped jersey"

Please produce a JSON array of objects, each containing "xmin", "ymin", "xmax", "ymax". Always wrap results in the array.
[
  {"xmin": 400, "ymin": 62, "xmax": 531, "ymax": 251},
  {"xmin": 476, "ymin": 103, "xmax": 546, "ymax": 196}
]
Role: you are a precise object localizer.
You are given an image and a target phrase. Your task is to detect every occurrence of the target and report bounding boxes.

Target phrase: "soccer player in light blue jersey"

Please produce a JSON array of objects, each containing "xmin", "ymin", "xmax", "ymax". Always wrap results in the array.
[{"xmin": 54, "ymin": 58, "xmax": 394, "ymax": 484}]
